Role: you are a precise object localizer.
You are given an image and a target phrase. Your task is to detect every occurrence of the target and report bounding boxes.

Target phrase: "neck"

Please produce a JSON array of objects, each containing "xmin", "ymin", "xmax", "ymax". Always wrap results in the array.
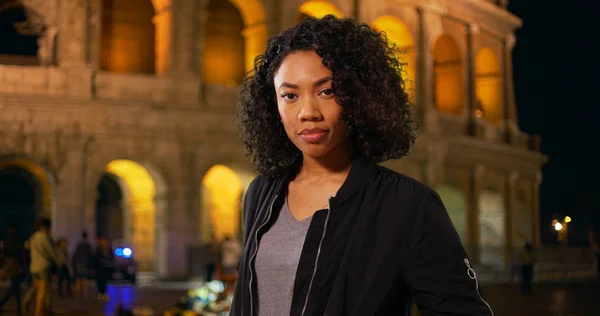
[{"xmin": 297, "ymin": 145, "xmax": 353, "ymax": 180}]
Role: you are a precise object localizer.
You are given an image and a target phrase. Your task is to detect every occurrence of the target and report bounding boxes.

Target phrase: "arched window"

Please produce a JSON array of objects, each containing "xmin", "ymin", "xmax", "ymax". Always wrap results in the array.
[
  {"xmin": 475, "ymin": 47, "xmax": 503, "ymax": 123},
  {"xmin": 433, "ymin": 35, "xmax": 464, "ymax": 114},
  {"xmin": 100, "ymin": 0, "xmax": 155, "ymax": 74},
  {"xmin": 202, "ymin": 0, "xmax": 245, "ymax": 86}
]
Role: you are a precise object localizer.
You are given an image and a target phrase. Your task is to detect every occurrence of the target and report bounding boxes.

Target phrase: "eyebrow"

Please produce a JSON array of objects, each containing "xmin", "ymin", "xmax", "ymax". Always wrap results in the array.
[{"xmin": 279, "ymin": 76, "xmax": 333, "ymax": 89}]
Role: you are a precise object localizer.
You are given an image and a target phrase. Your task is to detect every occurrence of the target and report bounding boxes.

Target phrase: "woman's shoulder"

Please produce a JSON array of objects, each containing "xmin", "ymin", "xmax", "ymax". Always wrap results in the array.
[{"xmin": 371, "ymin": 164, "xmax": 437, "ymax": 202}]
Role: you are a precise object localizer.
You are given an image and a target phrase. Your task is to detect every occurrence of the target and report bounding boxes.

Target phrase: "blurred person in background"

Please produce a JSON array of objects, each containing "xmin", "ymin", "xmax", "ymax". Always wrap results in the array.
[
  {"xmin": 0, "ymin": 223, "xmax": 26, "ymax": 315},
  {"xmin": 94, "ymin": 236, "xmax": 114, "ymax": 301},
  {"xmin": 55, "ymin": 237, "xmax": 73, "ymax": 297},
  {"xmin": 72, "ymin": 230, "xmax": 93, "ymax": 298}
]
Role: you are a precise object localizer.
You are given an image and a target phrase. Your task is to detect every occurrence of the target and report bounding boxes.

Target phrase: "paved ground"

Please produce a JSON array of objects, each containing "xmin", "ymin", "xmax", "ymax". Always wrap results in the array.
[{"xmin": 0, "ymin": 282, "xmax": 598, "ymax": 315}]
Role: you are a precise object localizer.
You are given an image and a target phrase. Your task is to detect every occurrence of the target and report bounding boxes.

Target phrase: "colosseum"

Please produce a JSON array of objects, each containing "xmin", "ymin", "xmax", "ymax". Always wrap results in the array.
[{"xmin": 0, "ymin": 0, "xmax": 545, "ymax": 279}]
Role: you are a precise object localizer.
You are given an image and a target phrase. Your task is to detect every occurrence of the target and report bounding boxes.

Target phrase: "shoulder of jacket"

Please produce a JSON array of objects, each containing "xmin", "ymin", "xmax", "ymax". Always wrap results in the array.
[{"xmin": 372, "ymin": 164, "xmax": 438, "ymax": 202}]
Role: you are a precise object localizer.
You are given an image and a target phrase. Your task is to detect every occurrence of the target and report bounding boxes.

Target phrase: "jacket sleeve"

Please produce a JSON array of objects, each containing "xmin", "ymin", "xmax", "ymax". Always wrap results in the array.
[{"xmin": 402, "ymin": 191, "xmax": 494, "ymax": 316}]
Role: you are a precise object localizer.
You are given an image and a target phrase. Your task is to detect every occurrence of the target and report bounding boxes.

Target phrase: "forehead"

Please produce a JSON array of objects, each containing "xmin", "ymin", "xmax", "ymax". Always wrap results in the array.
[{"xmin": 274, "ymin": 51, "xmax": 331, "ymax": 84}]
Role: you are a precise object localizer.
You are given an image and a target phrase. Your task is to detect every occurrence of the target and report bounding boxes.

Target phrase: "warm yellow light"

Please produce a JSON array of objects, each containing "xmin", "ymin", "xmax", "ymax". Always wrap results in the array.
[
  {"xmin": 433, "ymin": 35, "xmax": 463, "ymax": 114},
  {"xmin": 202, "ymin": 165, "xmax": 244, "ymax": 240},
  {"xmin": 299, "ymin": 1, "xmax": 343, "ymax": 18},
  {"xmin": 564, "ymin": 216, "xmax": 571, "ymax": 223},
  {"xmin": 371, "ymin": 16, "xmax": 415, "ymax": 101},
  {"xmin": 475, "ymin": 47, "xmax": 502, "ymax": 123},
  {"xmin": 106, "ymin": 159, "xmax": 156, "ymax": 271},
  {"xmin": 475, "ymin": 109, "xmax": 483, "ymax": 118},
  {"xmin": 554, "ymin": 222, "xmax": 563, "ymax": 231}
]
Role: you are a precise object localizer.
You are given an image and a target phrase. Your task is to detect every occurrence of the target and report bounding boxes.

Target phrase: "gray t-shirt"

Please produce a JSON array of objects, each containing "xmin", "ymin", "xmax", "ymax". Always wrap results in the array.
[{"xmin": 255, "ymin": 198, "xmax": 312, "ymax": 316}]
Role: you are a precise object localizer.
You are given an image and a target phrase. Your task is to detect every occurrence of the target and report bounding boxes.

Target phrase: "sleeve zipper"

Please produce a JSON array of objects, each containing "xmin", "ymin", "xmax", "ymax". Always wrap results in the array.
[{"xmin": 464, "ymin": 258, "xmax": 495, "ymax": 316}]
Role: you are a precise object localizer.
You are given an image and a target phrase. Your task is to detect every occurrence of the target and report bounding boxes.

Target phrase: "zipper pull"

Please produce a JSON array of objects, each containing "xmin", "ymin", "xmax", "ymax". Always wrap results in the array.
[{"xmin": 464, "ymin": 258, "xmax": 476, "ymax": 279}]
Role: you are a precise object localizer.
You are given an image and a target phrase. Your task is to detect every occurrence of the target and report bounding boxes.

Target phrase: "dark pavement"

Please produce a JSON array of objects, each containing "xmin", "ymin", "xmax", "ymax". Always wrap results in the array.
[{"xmin": 0, "ymin": 282, "xmax": 598, "ymax": 315}]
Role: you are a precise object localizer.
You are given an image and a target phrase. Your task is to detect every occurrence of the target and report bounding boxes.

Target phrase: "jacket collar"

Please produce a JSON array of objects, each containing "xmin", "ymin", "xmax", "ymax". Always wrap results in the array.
[{"xmin": 278, "ymin": 156, "xmax": 378, "ymax": 204}]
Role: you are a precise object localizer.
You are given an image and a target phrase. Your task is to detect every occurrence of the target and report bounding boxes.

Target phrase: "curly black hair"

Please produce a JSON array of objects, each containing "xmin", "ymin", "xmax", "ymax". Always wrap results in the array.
[{"xmin": 236, "ymin": 15, "xmax": 416, "ymax": 176}]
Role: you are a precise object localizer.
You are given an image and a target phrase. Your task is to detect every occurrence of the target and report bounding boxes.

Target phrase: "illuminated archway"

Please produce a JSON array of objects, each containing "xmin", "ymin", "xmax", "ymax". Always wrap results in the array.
[
  {"xmin": 436, "ymin": 184, "xmax": 467, "ymax": 245},
  {"xmin": 298, "ymin": 1, "xmax": 343, "ymax": 21},
  {"xmin": 475, "ymin": 48, "xmax": 502, "ymax": 123},
  {"xmin": 100, "ymin": 0, "xmax": 156, "ymax": 74},
  {"xmin": 371, "ymin": 16, "xmax": 416, "ymax": 101},
  {"xmin": 478, "ymin": 190, "xmax": 506, "ymax": 265},
  {"xmin": 201, "ymin": 165, "xmax": 244, "ymax": 241},
  {"xmin": 202, "ymin": 0, "xmax": 245, "ymax": 86},
  {"xmin": 103, "ymin": 159, "xmax": 168, "ymax": 274},
  {"xmin": 433, "ymin": 35, "xmax": 464, "ymax": 114},
  {"xmin": 200, "ymin": 164, "xmax": 256, "ymax": 242}
]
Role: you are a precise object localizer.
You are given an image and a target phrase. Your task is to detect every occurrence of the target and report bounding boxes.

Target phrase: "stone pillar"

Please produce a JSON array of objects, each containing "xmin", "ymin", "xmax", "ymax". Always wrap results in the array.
[
  {"xmin": 466, "ymin": 23, "xmax": 479, "ymax": 136},
  {"xmin": 57, "ymin": 0, "xmax": 90, "ymax": 67},
  {"xmin": 171, "ymin": 0, "xmax": 198, "ymax": 76},
  {"xmin": 153, "ymin": 4, "xmax": 173, "ymax": 76},
  {"xmin": 416, "ymin": 8, "xmax": 437, "ymax": 134},
  {"xmin": 502, "ymin": 34, "xmax": 518, "ymax": 143},
  {"xmin": 467, "ymin": 165, "xmax": 485, "ymax": 263},
  {"xmin": 242, "ymin": 22, "xmax": 269, "ymax": 73},
  {"xmin": 532, "ymin": 172, "xmax": 542, "ymax": 246},
  {"xmin": 504, "ymin": 171, "xmax": 519, "ymax": 265}
]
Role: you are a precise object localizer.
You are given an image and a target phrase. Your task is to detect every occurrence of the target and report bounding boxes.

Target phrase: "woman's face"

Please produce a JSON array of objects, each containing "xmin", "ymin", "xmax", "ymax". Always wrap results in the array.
[{"xmin": 274, "ymin": 51, "xmax": 350, "ymax": 159}]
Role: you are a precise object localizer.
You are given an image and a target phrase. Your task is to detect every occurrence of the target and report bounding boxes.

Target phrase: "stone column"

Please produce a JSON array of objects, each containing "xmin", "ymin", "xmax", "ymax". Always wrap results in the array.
[
  {"xmin": 502, "ymin": 34, "xmax": 518, "ymax": 143},
  {"xmin": 242, "ymin": 22, "xmax": 269, "ymax": 73},
  {"xmin": 57, "ymin": 0, "xmax": 90, "ymax": 67},
  {"xmin": 416, "ymin": 7, "xmax": 438, "ymax": 134},
  {"xmin": 532, "ymin": 172, "xmax": 542, "ymax": 246},
  {"xmin": 505, "ymin": 171, "xmax": 519, "ymax": 264},
  {"xmin": 466, "ymin": 23, "xmax": 479, "ymax": 136},
  {"xmin": 467, "ymin": 165, "xmax": 485, "ymax": 263},
  {"xmin": 153, "ymin": 2, "xmax": 174, "ymax": 76}
]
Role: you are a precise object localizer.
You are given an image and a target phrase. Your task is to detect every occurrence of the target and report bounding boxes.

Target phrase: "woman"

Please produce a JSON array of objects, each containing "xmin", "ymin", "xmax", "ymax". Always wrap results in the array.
[
  {"xmin": 0, "ymin": 224, "xmax": 25, "ymax": 315},
  {"xmin": 231, "ymin": 16, "xmax": 494, "ymax": 316}
]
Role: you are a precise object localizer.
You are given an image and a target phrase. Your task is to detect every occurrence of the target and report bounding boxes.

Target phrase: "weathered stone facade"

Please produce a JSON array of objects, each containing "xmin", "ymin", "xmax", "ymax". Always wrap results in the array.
[{"xmin": 0, "ymin": 0, "xmax": 545, "ymax": 278}]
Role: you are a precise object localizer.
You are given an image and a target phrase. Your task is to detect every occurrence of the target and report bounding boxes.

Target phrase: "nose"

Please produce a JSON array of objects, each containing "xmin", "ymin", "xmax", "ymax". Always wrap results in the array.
[{"xmin": 298, "ymin": 97, "xmax": 323, "ymax": 122}]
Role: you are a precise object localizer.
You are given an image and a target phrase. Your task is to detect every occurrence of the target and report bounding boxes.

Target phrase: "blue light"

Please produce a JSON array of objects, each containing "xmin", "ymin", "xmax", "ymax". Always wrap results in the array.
[
  {"xmin": 123, "ymin": 248, "xmax": 132, "ymax": 258},
  {"xmin": 115, "ymin": 248, "xmax": 123, "ymax": 256}
]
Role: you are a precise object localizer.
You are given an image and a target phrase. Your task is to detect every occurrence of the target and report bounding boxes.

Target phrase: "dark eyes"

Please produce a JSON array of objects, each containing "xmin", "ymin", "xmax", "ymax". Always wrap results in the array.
[
  {"xmin": 280, "ymin": 88, "xmax": 334, "ymax": 101},
  {"xmin": 320, "ymin": 88, "xmax": 334, "ymax": 97}
]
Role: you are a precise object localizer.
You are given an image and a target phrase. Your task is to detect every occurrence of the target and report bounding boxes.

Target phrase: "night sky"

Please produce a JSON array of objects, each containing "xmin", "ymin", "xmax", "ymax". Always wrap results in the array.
[{"xmin": 509, "ymin": 0, "xmax": 600, "ymax": 245}]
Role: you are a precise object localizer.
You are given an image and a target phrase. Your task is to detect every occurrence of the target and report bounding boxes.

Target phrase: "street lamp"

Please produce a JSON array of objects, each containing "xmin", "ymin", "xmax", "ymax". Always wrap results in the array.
[{"xmin": 552, "ymin": 216, "xmax": 572, "ymax": 245}]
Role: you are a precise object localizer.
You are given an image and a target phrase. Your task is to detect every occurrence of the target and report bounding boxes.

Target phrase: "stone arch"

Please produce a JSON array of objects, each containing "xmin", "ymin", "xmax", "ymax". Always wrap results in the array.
[
  {"xmin": 94, "ymin": 158, "xmax": 169, "ymax": 277},
  {"xmin": 0, "ymin": 0, "xmax": 53, "ymax": 65},
  {"xmin": 475, "ymin": 47, "xmax": 502, "ymax": 123},
  {"xmin": 198, "ymin": 160, "xmax": 256, "ymax": 243},
  {"xmin": 202, "ymin": 0, "xmax": 246, "ymax": 86},
  {"xmin": 297, "ymin": 0, "xmax": 344, "ymax": 21},
  {"xmin": 100, "ymin": 0, "xmax": 156, "ymax": 74},
  {"xmin": 436, "ymin": 183, "xmax": 467, "ymax": 245},
  {"xmin": 371, "ymin": 15, "xmax": 416, "ymax": 101},
  {"xmin": 433, "ymin": 34, "xmax": 464, "ymax": 115},
  {"xmin": 0, "ymin": 156, "xmax": 56, "ymax": 239}
]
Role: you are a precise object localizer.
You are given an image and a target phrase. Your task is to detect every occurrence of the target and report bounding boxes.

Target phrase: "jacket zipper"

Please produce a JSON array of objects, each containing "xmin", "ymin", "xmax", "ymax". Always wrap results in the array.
[
  {"xmin": 248, "ymin": 193, "xmax": 278, "ymax": 316},
  {"xmin": 464, "ymin": 258, "xmax": 494, "ymax": 316},
  {"xmin": 300, "ymin": 197, "xmax": 333, "ymax": 316}
]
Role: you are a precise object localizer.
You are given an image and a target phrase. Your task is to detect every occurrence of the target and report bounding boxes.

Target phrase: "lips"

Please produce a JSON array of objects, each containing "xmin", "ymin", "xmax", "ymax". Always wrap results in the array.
[{"xmin": 299, "ymin": 128, "xmax": 328, "ymax": 143}]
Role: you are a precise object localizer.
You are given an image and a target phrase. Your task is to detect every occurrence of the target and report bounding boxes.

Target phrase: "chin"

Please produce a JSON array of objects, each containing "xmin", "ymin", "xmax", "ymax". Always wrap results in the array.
[{"xmin": 298, "ymin": 145, "xmax": 334, "ymax": 159}]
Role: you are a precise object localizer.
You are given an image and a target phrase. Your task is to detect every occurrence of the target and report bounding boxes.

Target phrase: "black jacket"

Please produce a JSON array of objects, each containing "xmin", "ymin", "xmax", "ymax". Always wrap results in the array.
[{"xmin": 231, "ymin": 158, "xmax": 494, "ymax": 316}]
